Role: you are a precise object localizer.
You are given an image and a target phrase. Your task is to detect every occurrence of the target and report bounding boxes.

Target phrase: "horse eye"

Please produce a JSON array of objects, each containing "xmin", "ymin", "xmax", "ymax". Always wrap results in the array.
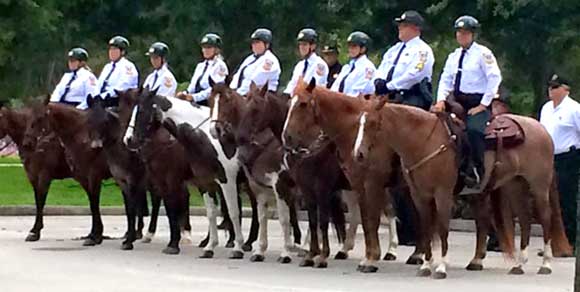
[{"xmin": 299, "ymin": 102, "xmax": 307, "ymax": 108}]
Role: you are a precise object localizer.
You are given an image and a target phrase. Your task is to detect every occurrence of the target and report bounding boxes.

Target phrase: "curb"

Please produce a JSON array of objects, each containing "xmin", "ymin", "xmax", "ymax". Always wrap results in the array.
[{"xmin": 0, "ymin": 206, "xmax": 544, "ymax": 237}]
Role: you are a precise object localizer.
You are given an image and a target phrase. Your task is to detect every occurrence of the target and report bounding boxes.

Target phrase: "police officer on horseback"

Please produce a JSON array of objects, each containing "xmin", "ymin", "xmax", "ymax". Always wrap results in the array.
[
  {"xmin": 374, "ymin": 10, "xmax": 435, "ymax": 110},
  {"xmin": 284, "ymin": 28, "xmax": 329, "ymax": 95},
  {"xmin": 143, "ymin": 42, "xmax": 177, "ymax": 97},
  {"xmin": 230, "ymin": 28, "xmax": 281, "ymax": 95},
  {"xmin": 50, "ymin": 48, "xmax": 98, "ymax": 109},
  {"xmin": 433, "ymin": 15, "xmax": 502, "ymax": 187},
  {"xmin": 96, "ymin": 36, "xmax": 139, "ymax": 107},
  {"xmin": 330, "ymin": 31, "xmax": 376, "ymax": 97},
  {"xmin": 177, "ymin": 33, "xmax": 229, "ymax": 106}
]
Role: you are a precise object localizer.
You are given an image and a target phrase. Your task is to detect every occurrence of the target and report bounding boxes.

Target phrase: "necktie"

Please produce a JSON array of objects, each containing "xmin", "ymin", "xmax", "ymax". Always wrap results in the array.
[
  {"xmin": 100, "ymin": 62, "xmax": 117, "ymax": 93},
  {"xmin": 236, "ymin": 55, "xmax": 262, "ymax": 88},
  {"xmin": 386, "ymin": 43, "xmax": 406, "ymax": 82},
  {"xmin": 338, "ymin": 61, "xmax": 356, "ymax": 93},
  {"xmin": 453, "ymin": 49, "xmax": 467, "ymax": 95},
  {"xmin": 151, "ymin": 71, "xmax": 159, "ymax": 89},
  {"xmin": 194, "ymin": 61, "xmax": 210, "ymax": 93},
  {"xmin": 59, "ymin": 70, "xmax": 78, "ymax": 102},
  {"xmin": 302, "ymin": 58, "xmax": 309, "ymax": 75}
]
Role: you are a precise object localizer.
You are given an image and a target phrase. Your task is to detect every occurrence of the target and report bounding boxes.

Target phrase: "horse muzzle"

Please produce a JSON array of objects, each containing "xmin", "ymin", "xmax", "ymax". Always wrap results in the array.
[{"xmin": 90, "ymin": 139, "xmax": 103, "ymax": 149}]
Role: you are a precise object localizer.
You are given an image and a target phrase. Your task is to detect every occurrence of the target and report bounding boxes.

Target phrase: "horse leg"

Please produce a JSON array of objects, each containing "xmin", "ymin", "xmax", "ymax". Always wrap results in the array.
[
  {"xmin": 161, "ymin": 195, "xmax": 181, "ymax": 255},
  {"xmin": 143, "ymin": 189, "xmax": 161, "ymax": 243},
  {"xmin": 289, "ymin": 203, "xmax": 302, "ymax": 246},
  {"xmin": 467, "ymin": 192, "xmax": 491, "ymax": 271},
  {"xmin": 179, "ymin": 187, "xmax": 193, "ymax": 245},
  {"xmin": 412, "ymin": 196, "xmax": 433, "ymax": 277},
  {"xmin": 26, "ymin": 173, "xmax": 51, "ymax": 242},
  {"xmin": 217, "ymin": 192, "xmax": 229, "ymax": 230},
  {"xmin": 530, "ymin": 184, "xmax": 553, "ymax": 275},
  {"xmin": 199, "ymin": 192, "xmax": 219, "ymax": 258},
  {"xmin": 300, "ymin": 199, "xmax": 319, "ymax": 267},
  {"xmin": 274, "ymin": 190, "xmax": 294, "ymax": 264},
  {"xmin": 243, "ymin": 187, "xmax": 259, "ymax": 252},
  {"xmin": 336, "ymin": 190, "xmax": 358, "ymax": 260},
  {"xmin": 220, "ymin": 180, "xmax": 245, "ymax": 259},
  {"xmin": 357, "ymin": 177, "xmax": 384, "ymax": 273},
  {"xmin": 382, "ymin": 189, "xmax": 399, "ymax": 261},
  {"xmin": 432, "ymin": 189, "xmax": 453, "ymax": 279},
  {"xmin": 250, "ymin": 192, "xmax": 269, "ymax": 262},
  {"xmin": 120, "ymin": 188, "xmax": 137, "ymax": 250},
  {"xmin": 314, "ymin": 195, "xmax": 330, "ymax": 269},
  {"xmin": 82, "ymin": 178, "xmax": 104, "ymax": 246}
]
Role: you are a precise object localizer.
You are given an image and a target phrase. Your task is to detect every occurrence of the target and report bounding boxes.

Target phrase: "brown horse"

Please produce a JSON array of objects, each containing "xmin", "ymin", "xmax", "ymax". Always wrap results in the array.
[
  {"xmin": 0, "ymin": 101, "xmax": 71, "ymax": 242},
  {"xmin": 22, "ymin": 100, "xmax": 111, "ymax": 246},
  {"xmin": 282, "ymin": 80, "xmax": 418, "ymax": 273}
]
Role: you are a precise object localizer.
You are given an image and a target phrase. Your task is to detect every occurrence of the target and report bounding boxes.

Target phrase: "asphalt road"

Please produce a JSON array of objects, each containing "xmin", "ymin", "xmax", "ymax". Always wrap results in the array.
[{"xmin": 0, "ymin": 216, "xmax": 574, "ymax": 292}]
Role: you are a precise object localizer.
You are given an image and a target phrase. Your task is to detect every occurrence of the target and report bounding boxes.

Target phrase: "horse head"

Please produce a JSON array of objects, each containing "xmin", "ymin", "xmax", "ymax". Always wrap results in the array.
[
  {"xmin": 282, "ymin": 77, "xmax": 322, "ymax": 154},
  {"xmin": 86, "ymin": 95, "xmax": 121, "ymax": 149},
  {"xmin": 236, "ymin": 82, "xmax": 270, "ymax": 146},
  {"xmin": 124, "ymin": 87, "xmax": 164, "ymax": 150},
  {"xmin": 21, "ymin": 95, "xmax": 51, "ymax": 151},
  {"xmin": 208, "ymin": 82, "xmax": 244, "ymax": 140}
]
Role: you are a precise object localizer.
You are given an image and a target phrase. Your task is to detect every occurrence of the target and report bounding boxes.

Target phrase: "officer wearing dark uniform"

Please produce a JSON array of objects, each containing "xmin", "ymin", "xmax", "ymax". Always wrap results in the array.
[{"xmin": 321, "ymin": 43, "xmax": 342, "ymax": 89}]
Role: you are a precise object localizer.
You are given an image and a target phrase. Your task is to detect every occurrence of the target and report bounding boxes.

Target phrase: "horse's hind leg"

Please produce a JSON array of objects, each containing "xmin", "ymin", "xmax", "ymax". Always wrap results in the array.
[
  {"xmin": 383, "ymin": 191, "xmax": 399, "ymax": 261},
  {"xmin": 243, "ymin": 187, "xmax": 259, "ymax": 252},
  {"xmin": 82, "ymin": 178, "xmax": 104, "ymax": 246},
  {"xmin": 432, "ymin": 189, "xmax": 453, "ymax": 280},
  {"xmin": 199, "ymin": 192, "xmax": 219, "ymax": 258},
  {"xmin": 179, "ymin": 187, "xmax": 193, "ymax": 245},
  {"xmin": 336, "ymin": 190, "xmax": 359, "ymax": 260},
  {"xmin": 530, "ymin": 183, "xmax": 554, "ymax": 275},
  {"xmin": 26, "ymin": 173, "xmax": 51, "ymax": 242},
  {"xmin": 467, "ymin": 192, "xmax": 491, "ymax": 271},
  {"xmin": 143, "ymin": 189, "xmax": 161, "ymax": 243},
  {"xmin": 220, "ymin": 180, "xmax": 245, "ymax": 259},
  {"xmin": 411, "ymin": 197, "xmax": 433, "ymax": 277},
  {"xmin": 161, "ymin": 193, "xmax": 182, "ymax": 255}
]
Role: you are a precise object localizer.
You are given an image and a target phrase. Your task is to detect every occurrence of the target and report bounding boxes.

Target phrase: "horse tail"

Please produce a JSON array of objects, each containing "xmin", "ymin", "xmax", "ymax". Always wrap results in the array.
[
  {"xmin": 490, "ymin": 189, "xmax": 516, "ymax": 259},
  {"xmin": 329, "ymin": 191, "xmax": 346, "ymax": 244},
  {"xmin": 548, "ymin": 175, "xmax": 573, "ymax": 255}
]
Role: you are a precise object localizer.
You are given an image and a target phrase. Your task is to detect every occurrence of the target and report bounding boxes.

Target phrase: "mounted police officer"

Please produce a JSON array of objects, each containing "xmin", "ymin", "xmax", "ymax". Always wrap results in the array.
[
  {"xmin": 230, "ymin": 28, "xmax": 281, "ymax": 95},
  {"xmin": 96, "ymin": 36, "xmax": 139, "ymax": 107},
  {"xmin": 284, "ymin": 28, "xmax": 328, "ymax": 95},
  {"xmin": 321, "ymin": 42, "xmax": 342, "ymax": 89},
  {"xmin": 330, "ymin": 31, "xmax": 376, "ymax": 97},
  {"xmin": 433, "ymin": 15, "xmax": 502, "ymax": 187},
  {"xmin": 143, "ymin": 42, "xmax": 177, "ymax": 97},
  {"xmin": 50, "ymin": 48, "xmax": 98, "ymax": 109},
  {"xmin": 374, "ymin": 10, "xmax": 435, "ymax": 110},
  {"xmin": 177, "ymin": 33, "xmax": 229, "ymax": 106}
]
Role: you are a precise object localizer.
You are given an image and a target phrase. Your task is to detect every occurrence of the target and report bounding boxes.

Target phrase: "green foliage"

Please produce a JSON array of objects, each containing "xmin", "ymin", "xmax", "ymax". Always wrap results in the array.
[{"xmin": 0, "ymin": 0, "xmax": 579, "ymax": 115}]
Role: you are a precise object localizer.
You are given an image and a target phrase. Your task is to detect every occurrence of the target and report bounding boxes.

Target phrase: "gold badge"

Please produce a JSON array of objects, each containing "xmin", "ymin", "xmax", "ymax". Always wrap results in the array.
[
  {"xmin": 263, "ymin": 59, "xmax": 273, "ymax": 71},
  {"xmin": 415, "ymin": 51, "xmax": 428, "ymax": 71}
]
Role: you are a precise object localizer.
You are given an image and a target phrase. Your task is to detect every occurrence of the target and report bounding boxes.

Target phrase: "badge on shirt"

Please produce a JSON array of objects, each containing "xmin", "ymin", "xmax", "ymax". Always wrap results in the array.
[
  {"xmin": 365, "ymin": 68, "xmax": 374, "ymax": 80},
  {"xmin": 217, "ymin": 64, "xmax": 227, "ymax": 77},
  {"xmin": 316, "ymin": 63, "xmax": 325, "ymax": 76},
  {"xmin": 263, "ymin": 59, "xmax": 273, "ymax": 71},
  {"xmin": 126, "ymin": 65, "xmax": 134, "ymax": 76},
  {"xmin": 483, "ymin": 53, "xmax": 495, "ymax": 65},
  {"xmin": 415, "ymin": 51, "xmax": 428, "ymax": 71},
  {"xmin": 89, "ymin": 76, "xmax": 96, "ymax": 86},
  {"xmin": 164, "ymin": 76, "xmax": 173, "ymax": 88}
]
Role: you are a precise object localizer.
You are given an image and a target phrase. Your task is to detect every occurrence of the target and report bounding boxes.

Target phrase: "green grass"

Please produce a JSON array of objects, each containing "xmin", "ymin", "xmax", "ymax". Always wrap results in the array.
[{"xmin": 0, "ymin": 156, "xmax": 204, "ymax": 206}]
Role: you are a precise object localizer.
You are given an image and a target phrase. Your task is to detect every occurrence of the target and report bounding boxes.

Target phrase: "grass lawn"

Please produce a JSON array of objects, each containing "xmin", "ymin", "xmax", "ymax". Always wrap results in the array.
[{"xmin": 0, "ymin": 156, "xmax": 204, "ymax": 206}]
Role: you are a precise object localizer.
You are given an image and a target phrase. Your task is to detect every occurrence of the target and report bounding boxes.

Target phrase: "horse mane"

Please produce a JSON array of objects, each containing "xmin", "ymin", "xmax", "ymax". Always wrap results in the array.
[{"xmin": 306, "ymin": 84, "xmax": 364, "ymax": 116}]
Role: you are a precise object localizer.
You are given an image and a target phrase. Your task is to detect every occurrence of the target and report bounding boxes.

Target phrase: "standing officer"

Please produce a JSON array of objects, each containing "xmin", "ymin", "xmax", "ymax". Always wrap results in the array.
[
  {"xmin": 284, "ymin": 28, "xmax": 328, "ymax": 95},
  {"xmin": 374, "ymin": 10, "xmax": 435, "ymax": 110},
  {"xmin": 96, "ymin": 36, "xmax": 139, "ymax": 107}
]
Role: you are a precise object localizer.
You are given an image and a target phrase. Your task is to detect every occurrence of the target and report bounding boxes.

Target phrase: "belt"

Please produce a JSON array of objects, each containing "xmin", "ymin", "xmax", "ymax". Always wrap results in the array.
[
  {"xmin": 555, "ymin": 146, "xmax": 580, "ymax": 160},
  {"xmin": 60, "ymin": 101, "xmax": 81, "ymax": 107}
]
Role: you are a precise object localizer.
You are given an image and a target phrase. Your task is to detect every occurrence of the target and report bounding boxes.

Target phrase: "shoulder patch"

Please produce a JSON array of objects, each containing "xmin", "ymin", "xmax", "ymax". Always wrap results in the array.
[
  {"xmin": 365, "ymin": 67, "xmax": 374, "ymax": 80},
  {"xmin": 415, "ymin": 51, "xmax": 428, "ymax": 71},
  {"xmin": 164, "ymin": 76, "xmax": 173, "ymax": 88},
  {"xmin": 483, "ymin": 53, "xmax": 495, "ymax": 65},
  {"xmin": 217, "ymin": 64, "xmax": 227, "ymax": 77},
  {"xmin": 89, "ymin": 76, "xmax": 97, "ymax": 86},
  {"xmin": 316, "ymin": 63, "xmax": 325, "ymax": 76},
  {"xmin": 263, "ymin": 59, "xmax": 273, "ymax": 71},
  {"xmin": 125, "ymin": 65, "xmax": 134, "ymax": 76}
]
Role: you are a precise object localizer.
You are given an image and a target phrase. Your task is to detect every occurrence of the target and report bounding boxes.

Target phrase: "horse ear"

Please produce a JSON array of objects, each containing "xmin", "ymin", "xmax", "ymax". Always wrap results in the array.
[
  {"xmin": 43, "ymin": 94, "xmax": 51, "ymax": 105},
  {"xmin": 114, "ymin": 89, "xmax": 122, "ymax": 97},
  {"xmin": 375, "ymin": 96, "xmax": 388, "ymax": 111},
  {"xmin": 87, "ymin": 94, "xmax": 94, "ymax": 108},
  {"xmin": 260, "ymin": 82, "xmax": 269, "ymax": 97},
  {"xmin": 208, "ymin": 76, "xmax": 215, "ymax": 88},
  {"xmin": 306, "ymin": 78, "xmax": 316, "ymax": 93},
  {"xmin": 249, "ymin": 81, "xmax": 258, "ymax": 93}
]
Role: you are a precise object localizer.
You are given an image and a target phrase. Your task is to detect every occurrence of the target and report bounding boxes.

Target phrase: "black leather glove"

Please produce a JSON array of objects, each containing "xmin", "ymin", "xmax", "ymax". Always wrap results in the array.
[{"xmin": 374, "ymin": 78, "xmax": 389, "ymax": 96}]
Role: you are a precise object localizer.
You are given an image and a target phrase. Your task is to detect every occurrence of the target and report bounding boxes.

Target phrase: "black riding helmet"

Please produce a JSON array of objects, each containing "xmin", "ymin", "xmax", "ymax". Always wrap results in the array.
[
  {"xmin": 296, "ymin": 28, "xmax": 318, "ymax": 43},
  {"xmin": 251, "ymin": 28, "xmax": 273, "ymax": 44},
  {"xmin": 347, "ymin": 31, "xmax": 371, "ymax": 48},
  {"xmin": 68, "ymin": 47, "xmax": 89, "ymax": 62},
  {"xmin": 200, "ymin": 33, "xmax": 222, "ymax": 48},
  {"xmin": 146, "ymin": 42, "xmax": 169, "ymax": 58},
  {"xmin": 108, "ymin": 36, "xmax": 130, "ymax": 51},
  {"xmin": 454, "ymin": 15, "xmax": 480, "ymax": 32}
]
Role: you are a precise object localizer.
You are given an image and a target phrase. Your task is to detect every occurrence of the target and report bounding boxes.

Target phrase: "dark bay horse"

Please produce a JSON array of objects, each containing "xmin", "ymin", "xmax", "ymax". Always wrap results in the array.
[
  {"xmin": 22, "ymin": 101, "xmax": 111, "ymax": 246},
  {"xmin": 282, "ymin": 80, "xmax": 415, "ymax": 273},
  {"xmin": 0, "ymin": 102, "xmax": 71, "ymax": 242}
]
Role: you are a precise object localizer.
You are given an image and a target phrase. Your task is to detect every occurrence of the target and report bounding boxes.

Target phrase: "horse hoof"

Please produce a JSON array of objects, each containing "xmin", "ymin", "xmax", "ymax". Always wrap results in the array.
[
  {"xmin": 250, "ymin": 254, "xmax": 265, "ymax": 262},
  {"xmin": 199, "ymin": 250, "xmax": 214, "ymax": 259},
  {"xmin": 135, "ymin": 232, "xmax": 143, "ymax": 240},
  {"xmin": 334, "ymin": 251, "xmax": 348, "ymax": 260},
  {"xmin": 225, "ymin": 241, "xmax": 235, "ymax": 248},
  {"xmin": 180, "ymin": 238, "xmax": 193, "ymax": 245},
  {"xmin": 433, "ymin": 271, "xmax": 447, "ymax": 279},
  {"xmin": 25, "ymin": 232, "xmax": 40, "ymax": 242},
  {"xmin": 314, "ymin": 261, "xmax": 328, "ymax": 269},
  {"xmin": 229, "ymin": 250, "xmax": 244, "ymax": 259},
  {"xmin": 121, "ymin": 242, "xmax": 134, "ymax": 251},
  {"xmin": 300, "ymin": 259, "xmax": 314, "ymax": 267},
  {"xmin": 162, "ymin": 246, "xmax": 180, "ymax": 255},
  {"xmin": 537, "ymin": 267, "xmax": 552, "ymax": 275},
  {"xmin": 242, "ymin": 243, "xmax": 253, "ymax": 252},
  {"xmin": 383, "ymin": 253, "xmax": 397, "ymax": 261},
  {"xmin": 82, "ymin": 238, "xmax": 98, "ymax": 247},
  {"xmin": 406, "ymin": 256, "xmax": 424, "ymax": 265},
  {"xmin": 417, "ymin": 268, "xmax": 432, "ymax": 277},
  {"xmin": 359, "ymin": 265, "xmax": 378, "ymax": 273},
  {"xmin": 466, "ymin": 263, "xmax": 483, "ymax": 271},
  {"xmin": 508, "ymin": 266, "xmax": 524, "ymax": 275},
  {"xmin": 297, "ymin": 249, "xmax": 307, "ymax": 258},
  {"xmin": 141, "ymin": 237, "xmax": 152, "ymax": 244},
  {"xmin": 277, "ymin": 256, "xmax": 292, "ymax": 264}
]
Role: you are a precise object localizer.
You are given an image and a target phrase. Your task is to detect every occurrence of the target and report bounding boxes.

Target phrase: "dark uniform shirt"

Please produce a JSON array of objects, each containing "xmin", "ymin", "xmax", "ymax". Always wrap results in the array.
[{"xmin": 326, "ymin": 62, "xmax": 342, "ymax": 89}]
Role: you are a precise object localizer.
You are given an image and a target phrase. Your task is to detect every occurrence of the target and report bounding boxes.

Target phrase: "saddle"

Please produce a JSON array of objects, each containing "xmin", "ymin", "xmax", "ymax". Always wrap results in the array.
[{"xmin": 484, "ymin": 115, "xmax": 525, "ymax": 150}]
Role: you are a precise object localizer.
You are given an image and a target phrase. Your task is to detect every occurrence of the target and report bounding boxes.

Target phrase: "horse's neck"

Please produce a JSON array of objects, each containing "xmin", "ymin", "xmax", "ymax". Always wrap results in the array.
[
  {"xmin": 52, "ymin": 108, "xmax": 86, "ymax": 146},
  {"xmin": 6, "ymin": 110, "xmax": 27, "ymax": 146},
  {"xmin": 316, "ymin": 90, "xmax": 359, "ymax": 154},
  {"xmin": 268, "ymin": 97, "xmax": 289, "ymax": 140}
]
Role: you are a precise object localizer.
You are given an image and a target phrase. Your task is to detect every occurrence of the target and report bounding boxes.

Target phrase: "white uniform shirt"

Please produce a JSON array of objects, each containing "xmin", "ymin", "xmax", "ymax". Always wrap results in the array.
[
  {"xmin": 284, "ymin": 53, "xmax": 328, "ymax": 95},
  {"xmin": 437, "ymin": 42, "xmax": 502, "ymax": 106},
  {"xmin": 96, "ymin": 57, "xmax": 139, "ymax": 99},
  {"xmin": 185, "ymin": 57, "xmax": 228, "ymax": 102},
  {"xmin": 143, "ymin": 64, "xmax": 177, "ymax": 97},
  {"xmin": 230, "ymin": 50, "xmax": 281, "ymax": 95},
  {"xmin": 50, "ymin": 67, "xmax": 98, "ymax": 110},
  {"xmin": 330, "ymin": 54, "xmax": 376, "ymax": 97},
  {"xmin": 376, "ymin": 36, "xmax": 434, "ymax": 91},
  {"xmin": 540, "ymin": 96, "xmax": 580, "ymax": 155}
]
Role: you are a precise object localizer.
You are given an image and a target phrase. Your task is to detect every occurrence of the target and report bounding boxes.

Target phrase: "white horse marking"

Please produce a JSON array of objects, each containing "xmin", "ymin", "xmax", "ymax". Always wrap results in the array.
[
  {"xmin": 122, "ymin": 105, "xmax": 138, "ymax": 146},
  {"xmin": 353, "ymin": 113, "xmax": 367, "ymax": 158},
  {"xmin": 282, "ymin": 95, "xmax": 299, "ymax": 146}
]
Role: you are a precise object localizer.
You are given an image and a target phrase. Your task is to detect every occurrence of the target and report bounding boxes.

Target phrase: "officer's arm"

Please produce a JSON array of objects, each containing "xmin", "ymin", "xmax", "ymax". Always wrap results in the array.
[
  {"xmin": 49, "ymin": 75, "xmax": 67, "ymax": 102},
  {"xmin": 375, "ymin": 51, "xmax": 392, "ymax": 81},
  {"xmin": 350, "ymin": 66, "xmax": 376, "ymax": 96},
  {"xmin": 387, "ymin": 50, "xmax": 433, "ymax": 91},
  {"xmin": 573, "ymin": 106, "xmax": 580, "ymax": 134},
  {"xmin": 283, "ymin": 64, "xmax": 300, "ymax": 95},
  {"xmin": 314, "ymin": 62, "xmax": 329, "ymax": 87},
  {"xmin": 157, "ymin": 76, "xmax": 177, "ymax": 97},
  {"xmin": 436, "ymin": 56, "xmax": 455, "ymax": 102},
  {"xmin": 185, "ymin": 72, "xmax": 197, "ymax": 94},
  {"xmin": 480, "ymin": 51, "xmax": 502, "ymax": 107},
  {"xmin": 248, "ymin": 58, "xmax": 281, "ymax": 91},
  {"xmin": 78, "ymin": 74, "xmax": 99, "ymax": 109}
]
